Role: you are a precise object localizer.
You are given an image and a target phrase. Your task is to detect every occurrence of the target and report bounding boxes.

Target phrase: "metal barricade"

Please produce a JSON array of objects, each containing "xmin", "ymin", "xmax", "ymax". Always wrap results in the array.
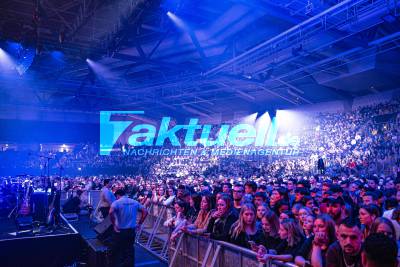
[
  {"xmin": 87, "ymin": 190, "xmax": 101, "ymax": 206},
  {"xmin": 139, "ymin": 205, "xmax": 297, "ymax": 267},
  {"xmin": 168, "ymin": 233, "xmax": 297, "ymax": 267},
  {"xmin": 136, "ymin": 203, "xmax": 175, "ymax": 261}
]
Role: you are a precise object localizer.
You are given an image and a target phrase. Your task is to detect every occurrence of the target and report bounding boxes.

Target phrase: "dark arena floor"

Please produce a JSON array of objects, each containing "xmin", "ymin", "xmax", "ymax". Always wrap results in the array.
[{"xmin": 0, "ymin": 214, "xmax": 166, "ymax": 267}]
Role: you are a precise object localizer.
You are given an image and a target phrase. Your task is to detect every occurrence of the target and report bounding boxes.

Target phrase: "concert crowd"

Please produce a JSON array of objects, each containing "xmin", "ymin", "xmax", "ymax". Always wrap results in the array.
[{"xmin": 0, "ymin": 98, "xmax": 400, "ymax": 266}]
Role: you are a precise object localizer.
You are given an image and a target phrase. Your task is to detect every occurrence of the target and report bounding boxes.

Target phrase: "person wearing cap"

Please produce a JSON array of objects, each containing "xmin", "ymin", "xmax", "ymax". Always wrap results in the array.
[
  {"xmin": 324, "ymin": 197, "xmax": 347, "ymax": 228},
  {"xmin": 109, "ymin": 188, "xmax": 148, "ymax": 267}
]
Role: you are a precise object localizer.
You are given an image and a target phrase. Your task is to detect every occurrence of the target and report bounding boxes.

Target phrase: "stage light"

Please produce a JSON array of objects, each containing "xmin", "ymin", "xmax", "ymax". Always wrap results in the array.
[
  {"xmin": 166, "ymin": 11, "xmax": 188, "ymax": 31},
  {"xmin": 86, "ymin": 58, "xmax": 113, "ymax": 79},
  {"xmin": 0, "ymin": 48, "xmax": 15, "ymax": 71}
]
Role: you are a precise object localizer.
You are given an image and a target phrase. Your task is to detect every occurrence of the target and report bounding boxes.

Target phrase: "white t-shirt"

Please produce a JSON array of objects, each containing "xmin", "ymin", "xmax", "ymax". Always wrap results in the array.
[
  {"xmin": 111, "ymin": 196, "xmax": 144, "ymax": 229},
  {"xmin": 99, "ymin": 187, "xmax": 115, "ymax": 208}
]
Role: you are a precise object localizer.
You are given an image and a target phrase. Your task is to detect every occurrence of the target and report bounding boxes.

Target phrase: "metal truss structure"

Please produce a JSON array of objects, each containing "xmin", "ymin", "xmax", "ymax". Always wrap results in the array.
[{"xmin": 0, "ymin": 0, "xmax": 400, "ymax": 120}]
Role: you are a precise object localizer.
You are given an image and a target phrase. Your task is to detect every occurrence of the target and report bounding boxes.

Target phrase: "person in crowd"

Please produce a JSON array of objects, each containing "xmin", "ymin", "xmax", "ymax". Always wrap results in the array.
[
  {"xmin": 302, "ymin": 214, "xmax": 315, "ymax": 239},
  {"xmin": 229, "ymin": 203, "xmax": 262, "ymax": 249},
  {"xmin": 186, "ymin": 192, "xmax": 199, "ymax": 223},
  {"xmin": 232, "ymin": 183, "xmax": 244, "ymax": 214},
  {"xmin": 245, "ymin": 181, "xmax": 257, "ymax": 196},
  {"xmin": 298, "ymin": 206, "xmax": 313, "ymax": 231},
  {"xmin": 326, "ymin": 218, "xmax": 362, "ymax": 267},
  {"xmin": 98, "ymin": 179, "xmax": 115, "ymax": 219},
  {"xmin": 294, "ymin": 188, "xmax": 309, "ymax": 206},
  {"xmin": 369, "ymin": 217, "xmax": 400, "ymax": 253},
  {"xmin": 183, "ymin": 194, "xmax": 213, "ymax": 235},
  {"xmin": 361, "ymin": 233, "xmax": 398, "ymax": 267},
  {"xmin": 164, "ymin": 200, "xmax": 188, "ymax": 230},
  {"xmin": 206, "ymin": 194, "xmax": 238, "ymax": 241},
  {"xmin": 279, "ymin": 210, "xmax": 295, "ymax": 223},
  {"xmin": 362, "ymin": 191, "xmax": 378, "ymax": 206},
  {"xmin": 270, "ymin": 188, "xmax": 288, "ymax": 214},
  {"xmin": 163, "ymin": 187, "xmax": 176, "ymax": 206},
  {"xmin": 292, "ymin": 203, "xmax": 303, "ymax": 222},
  {"xmin": 256, "ymin": 203, "xmax": 269, "ymax": 225},
  {"xmin": 222, "ymin": 182, "xmax": 232, "ymax": 194},
  {"xmin": 295, "ymin": 214, "xmax": 336, "ymax": 267},
  {"xmin": 324, "ymin": 197, "xmax": 347, "ymax": 229},
  {"xmin": 276, "ymin": 200, "xmax": 290, "ymax": 215},
  {"xmin": 254, "ymin": 191, "xmax": 267, "ymax": 208},
  {"xmin": 257, "ymin": 218, "xmax": 305, "ymax": 263},
  {"xmin": 358, "ymin": 204, "xmax": 381, "ymax": 239},
  {"xmin": 256, "ymin": 210, "xmax": 281, "ymax": 251}
]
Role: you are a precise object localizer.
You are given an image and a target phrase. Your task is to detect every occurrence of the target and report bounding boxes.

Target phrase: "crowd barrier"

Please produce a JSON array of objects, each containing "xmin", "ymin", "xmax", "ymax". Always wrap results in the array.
[
  {"xmin": 169, "ymin": 233, "xmax": 297, "ymax": 267},
  {"xmin": 137, "ymin": 203, "xmax": 296, "ymax": 267}
]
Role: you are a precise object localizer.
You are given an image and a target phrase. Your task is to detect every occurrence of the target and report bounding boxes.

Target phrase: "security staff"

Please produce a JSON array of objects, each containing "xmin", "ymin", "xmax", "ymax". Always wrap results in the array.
[{"xmin": 109, "ymin": 189, "xmax": 148, "ymax": 267}]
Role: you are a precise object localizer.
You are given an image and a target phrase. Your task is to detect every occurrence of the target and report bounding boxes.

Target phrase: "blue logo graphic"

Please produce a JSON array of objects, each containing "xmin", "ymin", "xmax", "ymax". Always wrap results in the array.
[{"xmin": 100, "ymin": 111, "xmax": 299, "ymax": 156}]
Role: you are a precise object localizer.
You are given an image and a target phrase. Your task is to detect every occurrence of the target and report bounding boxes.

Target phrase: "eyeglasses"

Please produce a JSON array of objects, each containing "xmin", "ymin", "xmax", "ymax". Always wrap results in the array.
[{"xmin": 233, "ymin": 190, "xmax": 244, "ymax": 193}]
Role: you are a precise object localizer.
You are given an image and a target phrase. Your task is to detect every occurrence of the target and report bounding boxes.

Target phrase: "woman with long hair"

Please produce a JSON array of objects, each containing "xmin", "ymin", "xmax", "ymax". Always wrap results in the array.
[
  {"xmin": 164, "ymin": 200, "xmax": 189, "ymax": 243},
  {"xmin": 295, "ymin": 214, "xmax": 337, "ymax": 267},
  {"xmin": 229, "ymin": 203, "xmax": 262, "ymax": 249},
  {"xmin": 370, "ymin": 217, "xmax": 397, "ymax": 240},
  {"xmin": 359, "ymin": 204, "xmax": 381, "ymax": 239},
  {"xmin": 206, "ymin": 193, "xmax": 238, "ymax": 241},
  {"xmin": 298, "ymin": 207, "xmax": 313, "ymax": 230},
  {"xmin": 257, "ymin": 210, "xmax": 281, "ymax": 250},
  {"xmin": 302, "ymin": 214, "xmax": 315, "ymax": 239},
  {"xmin": 163, "ymin": 187, "xmax": 176, "ymax": 206},
  {"xmin": 183, "ymin": 194, "xmax": 213, "ymax": 235},
  {"xmin": 256, "ymin": 203, "xmax": 269, "ymax": 224},
  {"xmin": 257, "ymin": 218, "xmax": 305, "ymax": 263}
]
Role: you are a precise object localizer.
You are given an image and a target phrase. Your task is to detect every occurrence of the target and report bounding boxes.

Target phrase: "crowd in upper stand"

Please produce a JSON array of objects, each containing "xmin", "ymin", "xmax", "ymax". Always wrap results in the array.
[{"xmin": 1, "ymin": 97, "xmax": 399, "ymax": 179}]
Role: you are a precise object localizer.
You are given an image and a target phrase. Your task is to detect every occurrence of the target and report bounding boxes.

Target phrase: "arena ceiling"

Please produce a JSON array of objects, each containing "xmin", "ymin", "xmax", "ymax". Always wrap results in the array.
[{"xmin": 0, "ymin": 0, "xmax": 400, "ymax": 120}]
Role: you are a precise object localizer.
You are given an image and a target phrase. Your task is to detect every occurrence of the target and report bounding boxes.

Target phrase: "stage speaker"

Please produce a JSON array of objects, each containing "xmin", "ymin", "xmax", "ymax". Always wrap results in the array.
[
  {"xmin": 31, "ymin": 192, "xmax": 49, "ymax": 223},
  {"xmin": 86, "ymin": 238, "xmax": 110, "ymax": 267},
  {"xmin": 94, "ymin": 216, "xmax": 113, "ymax": 241}
]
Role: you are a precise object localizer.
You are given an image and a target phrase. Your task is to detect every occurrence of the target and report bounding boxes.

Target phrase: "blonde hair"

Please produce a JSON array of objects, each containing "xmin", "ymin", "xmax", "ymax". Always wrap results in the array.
[
  {"xmin": 280, "ymin": 218, "xmax": 304, "ymax": 247},
  {"xmin": 231, "ymin": 203, "xmax": 256, "ymax": 239}
]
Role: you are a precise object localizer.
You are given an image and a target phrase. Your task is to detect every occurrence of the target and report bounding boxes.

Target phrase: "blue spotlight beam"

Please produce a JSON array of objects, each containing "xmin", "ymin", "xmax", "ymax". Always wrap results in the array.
[{"xmin": 167, "ymin": 12, "xmax": 207, "ymax": 60}]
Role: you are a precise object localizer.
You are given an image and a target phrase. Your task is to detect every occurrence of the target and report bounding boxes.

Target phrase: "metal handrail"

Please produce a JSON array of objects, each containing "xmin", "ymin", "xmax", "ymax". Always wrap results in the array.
[{"xmin": 141, "ymin": 204, "xmax": 298, "ymax": 267}]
